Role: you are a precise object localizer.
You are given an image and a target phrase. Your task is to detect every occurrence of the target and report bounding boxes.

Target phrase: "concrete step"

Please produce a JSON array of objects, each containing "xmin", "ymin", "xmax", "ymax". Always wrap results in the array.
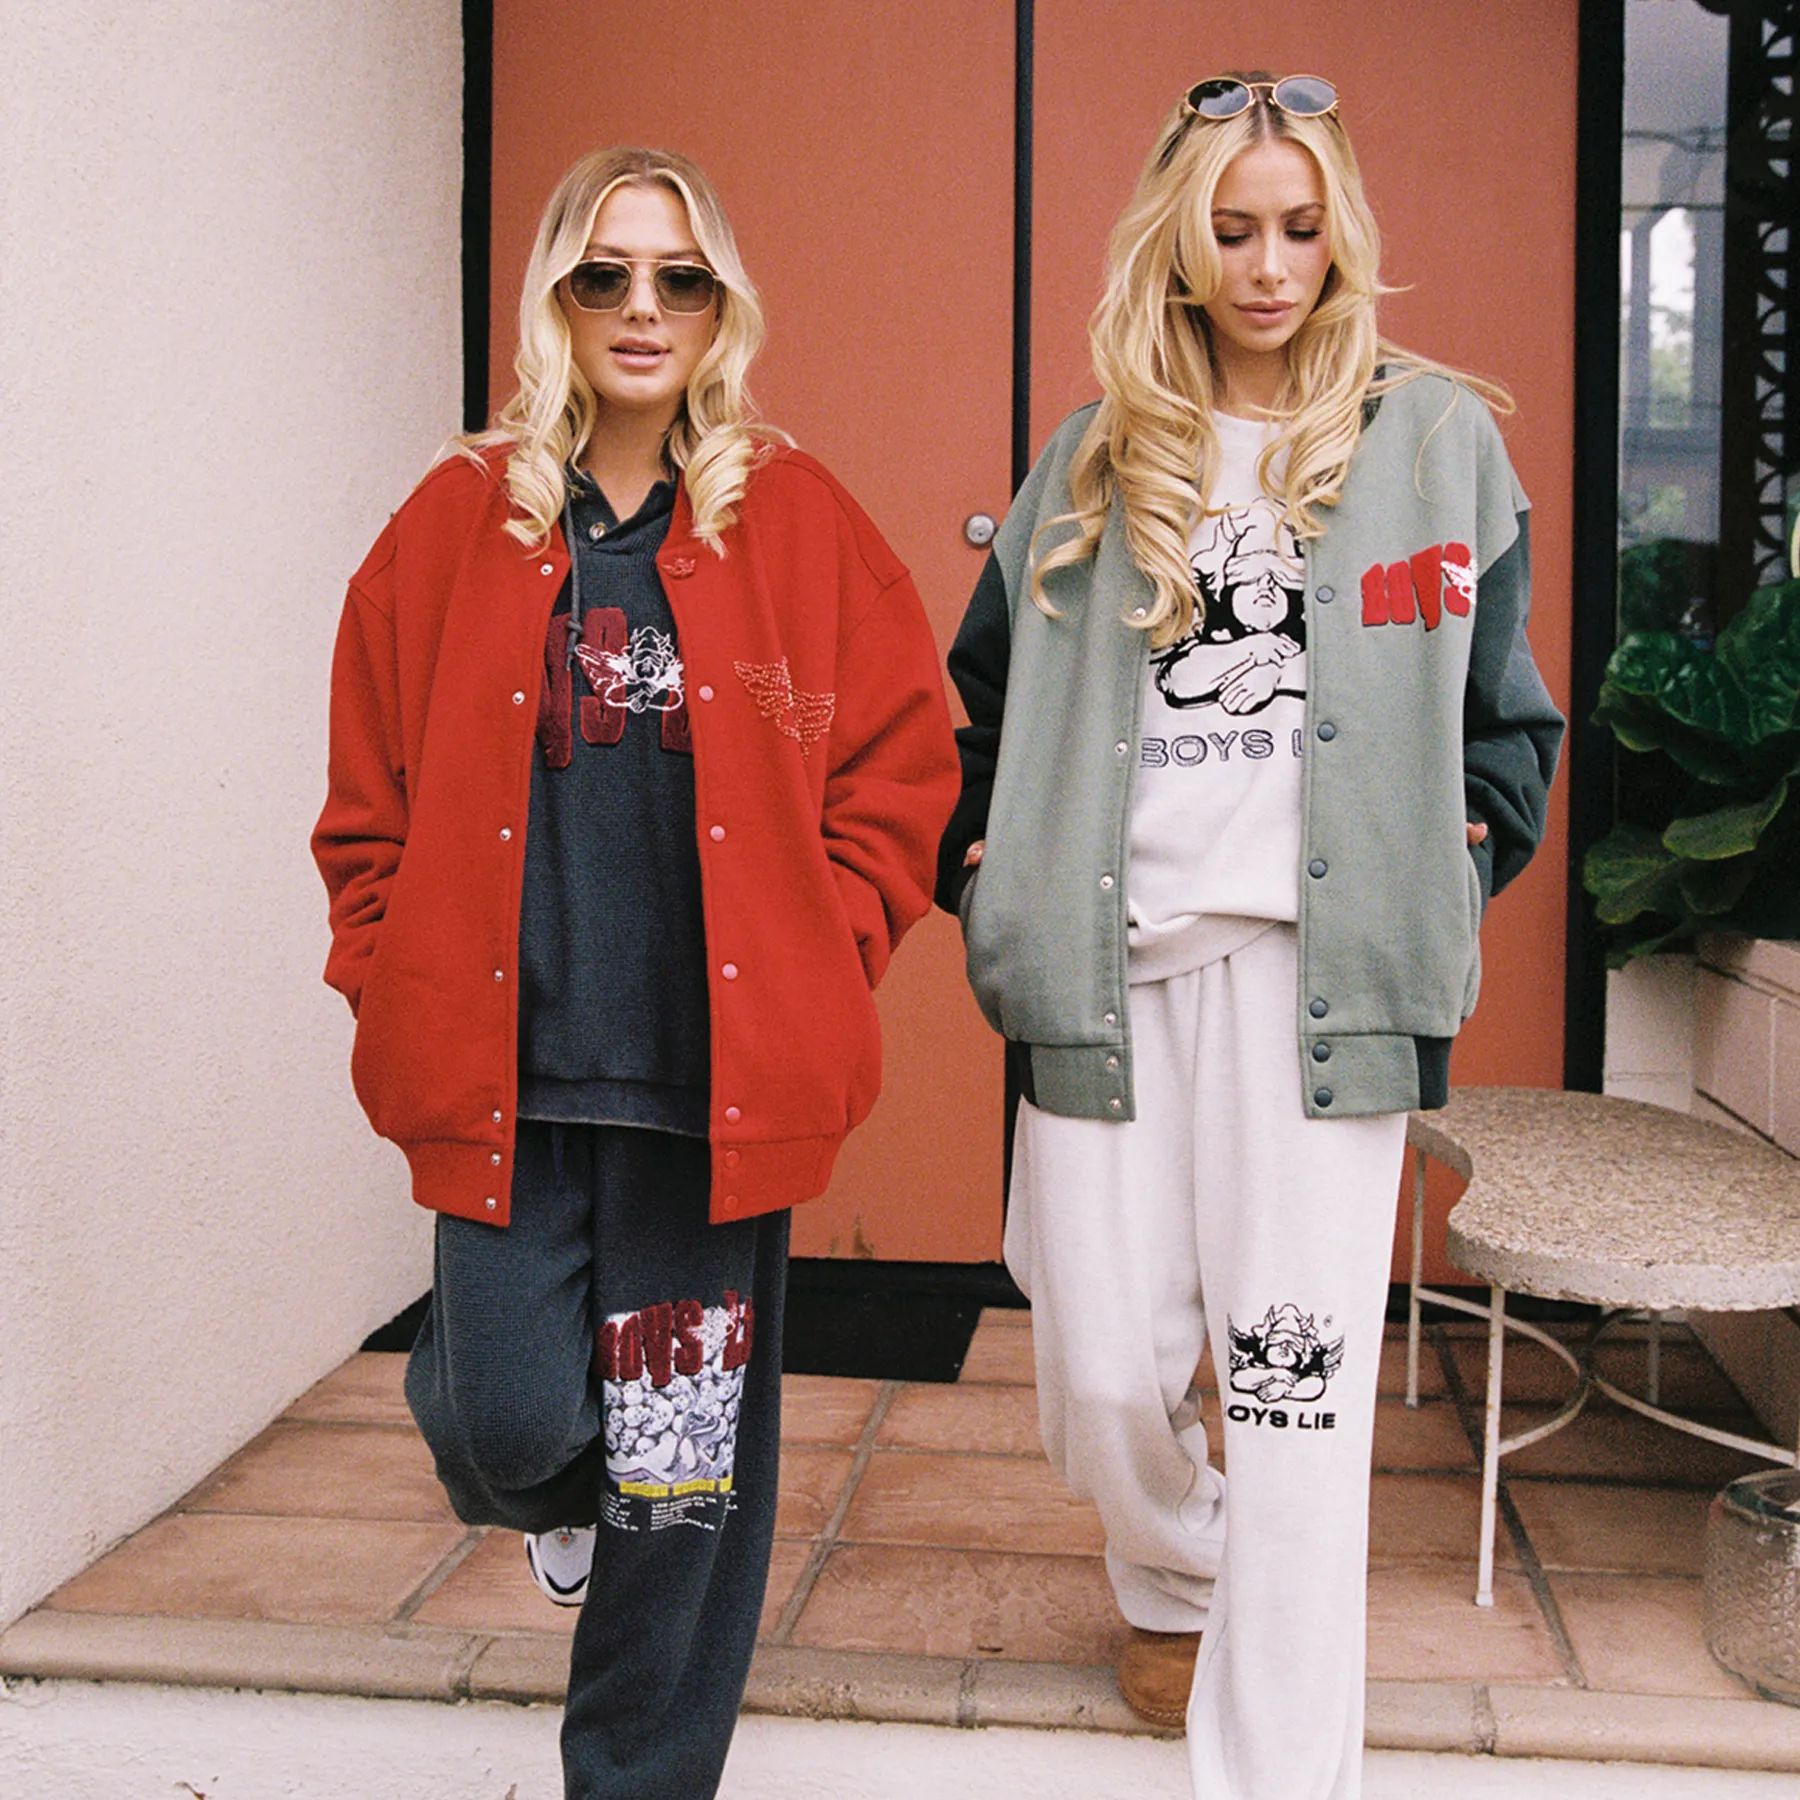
[{"xmin": 5, "ymin": 1677, "xmax": 1800, "ymax": 1800}]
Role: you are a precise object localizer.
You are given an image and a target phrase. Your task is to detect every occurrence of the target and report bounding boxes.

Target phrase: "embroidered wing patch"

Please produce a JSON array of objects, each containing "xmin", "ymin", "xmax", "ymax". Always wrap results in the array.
[{"xmin": 734, "ymin": 658, "xmax": 836, "ymax": 753}]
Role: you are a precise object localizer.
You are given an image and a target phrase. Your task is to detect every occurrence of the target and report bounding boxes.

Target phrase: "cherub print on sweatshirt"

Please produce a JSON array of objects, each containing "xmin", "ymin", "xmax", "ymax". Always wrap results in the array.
[{"xmin": 1151, "ymin": 497, "xmax": 1306, "ymax": 718}]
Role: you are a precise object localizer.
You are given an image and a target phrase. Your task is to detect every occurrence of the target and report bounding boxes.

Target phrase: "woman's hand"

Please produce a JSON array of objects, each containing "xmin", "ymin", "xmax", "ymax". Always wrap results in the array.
[
  {"xmin": 964, "ymin": 840, "xmax": 985, "ymax": 867},
  {"xmin": 1466, "ymin": 822, "xmax": 1489, "ymax": 848}
]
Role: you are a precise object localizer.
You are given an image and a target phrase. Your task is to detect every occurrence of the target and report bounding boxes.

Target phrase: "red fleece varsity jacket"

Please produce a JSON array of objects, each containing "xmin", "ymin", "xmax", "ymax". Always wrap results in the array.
[{"xmin": 312, "ymin": 445, "xmax": 959, "ymax": 1227}]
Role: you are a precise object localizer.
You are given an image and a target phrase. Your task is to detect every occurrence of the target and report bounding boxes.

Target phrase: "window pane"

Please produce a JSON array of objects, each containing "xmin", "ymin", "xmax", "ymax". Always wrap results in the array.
[{"xmin": 1619, "ymin": 0, "xmax": 1728, "ymax": 638}]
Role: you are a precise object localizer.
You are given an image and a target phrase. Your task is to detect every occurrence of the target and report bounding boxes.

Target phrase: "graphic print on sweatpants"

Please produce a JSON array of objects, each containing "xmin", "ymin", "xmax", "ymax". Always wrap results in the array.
[
  {"xmin": 1226, "ymin": 1301, "xmax": 1344, "ymax": 1428},
  {"xmin": 599, "ymin": 1289, "xmax": 754, "ymax": 1532}
]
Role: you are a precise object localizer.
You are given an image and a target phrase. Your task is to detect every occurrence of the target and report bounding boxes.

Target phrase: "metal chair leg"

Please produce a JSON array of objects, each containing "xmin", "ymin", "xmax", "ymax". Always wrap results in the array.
[
  {"xmin": 1477, "ymin": 1282, "xmax": 1505, "ymax": 1608},
  {"xmin": 1407, "ymin": 1148, "xmax": 1426, "ymax": 1409}
]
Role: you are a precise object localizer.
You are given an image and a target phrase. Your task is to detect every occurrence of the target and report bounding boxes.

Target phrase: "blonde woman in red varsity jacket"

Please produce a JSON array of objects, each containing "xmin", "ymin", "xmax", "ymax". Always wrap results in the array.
[{"xmin": 313, "ymin": 146, "xmax": 956, "ymax": 1800}]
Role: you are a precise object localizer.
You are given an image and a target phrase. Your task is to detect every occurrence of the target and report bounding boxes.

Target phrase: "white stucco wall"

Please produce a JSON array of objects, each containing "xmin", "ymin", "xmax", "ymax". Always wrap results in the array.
[{"xmin": 0, "ymin": 0, "xmax": 461, "ymax": 1623}]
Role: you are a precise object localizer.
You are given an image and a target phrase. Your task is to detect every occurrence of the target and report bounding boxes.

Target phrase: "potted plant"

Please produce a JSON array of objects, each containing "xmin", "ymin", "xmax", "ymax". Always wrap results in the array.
[{"xmin": 1584, "ymin": 513, "xmax": 1800, "ymax": 965}]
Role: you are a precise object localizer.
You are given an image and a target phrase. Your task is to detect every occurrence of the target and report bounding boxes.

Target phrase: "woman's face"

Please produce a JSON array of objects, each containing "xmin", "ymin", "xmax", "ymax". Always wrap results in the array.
[
  {"xmin": 560, "ymin": 183, "xmax": 717, "ymax": 433},
  {"xmin": 1201, "ymin": 137, "xmax": 1332, "ymax": 402}
]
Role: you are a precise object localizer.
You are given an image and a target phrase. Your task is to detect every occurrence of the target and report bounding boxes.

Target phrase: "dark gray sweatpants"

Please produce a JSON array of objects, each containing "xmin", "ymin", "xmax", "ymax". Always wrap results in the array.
[{"xmin": 405, "ymin": 1120, "xmax": 787, "ymax": 1800}]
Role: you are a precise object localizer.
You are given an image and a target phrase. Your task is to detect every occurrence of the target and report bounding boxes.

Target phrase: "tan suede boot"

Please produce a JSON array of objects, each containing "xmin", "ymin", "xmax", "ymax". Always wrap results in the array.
[{"xmin": 1116, "ymin": 1626, "xmax": 1202, "ymax": 1727}]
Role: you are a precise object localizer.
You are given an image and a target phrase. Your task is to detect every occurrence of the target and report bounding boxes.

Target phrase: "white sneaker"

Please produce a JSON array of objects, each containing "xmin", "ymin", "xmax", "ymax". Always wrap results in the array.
[{"xmin": 523, "ymin": 1526, "xmax": 595, "ymax": 1607}]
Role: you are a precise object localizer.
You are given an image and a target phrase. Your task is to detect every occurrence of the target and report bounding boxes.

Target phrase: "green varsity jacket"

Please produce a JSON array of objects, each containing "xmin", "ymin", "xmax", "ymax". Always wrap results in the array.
[{"xmin": 936, "ymin": 376, "xmax": 1564, "ymax": 1122}]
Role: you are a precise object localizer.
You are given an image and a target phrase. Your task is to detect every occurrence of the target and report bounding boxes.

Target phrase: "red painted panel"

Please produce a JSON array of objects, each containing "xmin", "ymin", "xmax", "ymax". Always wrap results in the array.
[
  {"xmin": 490, "ymin": 3, "xmax": 1580, "ymax": 1275},
  {"xmin": 491, "ymin": 1, "xmax": 1014, "ymax": 1260}
]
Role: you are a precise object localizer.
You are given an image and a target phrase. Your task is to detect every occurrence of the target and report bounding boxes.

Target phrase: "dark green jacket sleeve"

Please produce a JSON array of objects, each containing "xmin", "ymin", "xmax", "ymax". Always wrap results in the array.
[
  {"xmin": 1463, "ymin": 511, "xmax": 1564, "ymax": 901},
  {"xmin": 936, "ymin": 553, "xmax": 1012, "ymax": 913}
]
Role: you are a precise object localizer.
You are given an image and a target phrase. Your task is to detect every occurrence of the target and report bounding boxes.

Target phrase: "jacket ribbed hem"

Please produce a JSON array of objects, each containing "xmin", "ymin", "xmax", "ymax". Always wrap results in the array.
[{"xmin": 401, "ymin": 1128, "xmax": 840, "ymax": 1228}]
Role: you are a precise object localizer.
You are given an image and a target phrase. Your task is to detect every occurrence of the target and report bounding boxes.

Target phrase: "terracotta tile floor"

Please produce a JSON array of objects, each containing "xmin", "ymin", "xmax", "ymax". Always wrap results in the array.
[{"xmin": 28, "ymin": 1309, "xmax": 1788, "ymax": 1710}]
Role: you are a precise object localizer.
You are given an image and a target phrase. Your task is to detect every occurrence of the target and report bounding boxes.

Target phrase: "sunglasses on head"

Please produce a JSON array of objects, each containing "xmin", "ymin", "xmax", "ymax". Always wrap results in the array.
[
  {"xmin": 1180, "ymin": 75, "xmax": 1339, "ymax": 121},
  {"xmin": 565, "ymin": 257, "xmax": 720, "ymax": 315}
]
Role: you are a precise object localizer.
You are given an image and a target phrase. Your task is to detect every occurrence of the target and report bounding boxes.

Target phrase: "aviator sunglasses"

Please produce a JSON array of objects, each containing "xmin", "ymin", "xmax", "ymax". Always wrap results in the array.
[
  {"xmin": 565, "ymin": 256, "xmax": 720, "ymax": 315},
  {"xmin": 1180, "ymin": 74, "xmax": 1339, "ymax": 121}
]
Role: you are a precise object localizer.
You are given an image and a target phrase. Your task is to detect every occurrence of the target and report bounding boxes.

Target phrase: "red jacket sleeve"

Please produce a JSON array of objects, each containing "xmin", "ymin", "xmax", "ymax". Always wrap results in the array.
[
  {"xmin": 311, "ymin": 558, "xmax": 408, "ymax": 1018},
  {"xmin": 822, "ymin": 566, "xmax": 960, "ymax": 989}
]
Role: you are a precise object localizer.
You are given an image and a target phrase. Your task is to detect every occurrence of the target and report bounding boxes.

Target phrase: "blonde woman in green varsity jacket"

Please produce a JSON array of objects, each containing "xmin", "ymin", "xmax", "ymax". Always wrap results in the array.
[{"xmin": 936, "ymin": 74, "xmax": 1561, "ymax": 1800}]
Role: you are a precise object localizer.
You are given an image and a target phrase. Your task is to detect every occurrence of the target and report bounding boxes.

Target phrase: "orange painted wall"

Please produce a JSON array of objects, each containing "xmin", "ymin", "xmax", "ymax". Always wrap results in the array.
[
  {"xmin": 490, "ymin": 0, "xmax": 1013, "ymax": 1261},
  {"xmin": 1032, "ymin": 1, "xmax": 1578, "ymax": 1281},
  {"xmin": 489, "ymin": 1, "xmax": 1581, "ymax": 1278}
]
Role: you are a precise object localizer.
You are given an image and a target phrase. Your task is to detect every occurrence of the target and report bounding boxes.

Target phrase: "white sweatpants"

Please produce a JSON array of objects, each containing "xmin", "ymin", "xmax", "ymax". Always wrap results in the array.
[{"xmin": 1006, "ymin": 924, "xmax": 1407, "ymax": 1800}]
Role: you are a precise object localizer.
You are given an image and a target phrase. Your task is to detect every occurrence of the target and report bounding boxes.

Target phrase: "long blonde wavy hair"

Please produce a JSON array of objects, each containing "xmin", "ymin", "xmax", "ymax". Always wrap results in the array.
[
  {"xmin": 1032, "ymin": 81, "xmax": 1507, "ymax": 646},
  {"xmin": 464, "ymin": 146, "xmax": 773, "ymax": 553}
]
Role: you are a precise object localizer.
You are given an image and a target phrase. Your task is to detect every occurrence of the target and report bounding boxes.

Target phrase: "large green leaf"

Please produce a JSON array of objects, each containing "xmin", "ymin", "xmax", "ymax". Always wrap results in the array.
[
  {"xmin": 1583, "ymin": 824, "xmax": 1685, "ymax": 924},
  {"xmin": 1662, "ymin": 779, "xmax": 1789, "ymax": 860},
  {"xmin": 1590, "ymin": 563, "xmax": 1800, "ymax": 957},
  {"xmin": 1596, "ymin": 689, "xmax": 1766, "ymax": 784},
  {"xmin": 1677, "ymin": 853, "xmax": 1761, "ymax": 916},
  {"xmin": 1718, "ymin": 581, "xmax": 1800, "ymax": 720},
  {"xmin": 1603, "ymin": 582, "xmax": 1800, "ymax": 749}
]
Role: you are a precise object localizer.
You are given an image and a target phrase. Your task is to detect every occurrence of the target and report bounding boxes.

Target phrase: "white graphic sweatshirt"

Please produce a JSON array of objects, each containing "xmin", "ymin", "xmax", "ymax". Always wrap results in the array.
[{"xmin": 1127, "ymin": 413, "xmax": 1306, "ymax": 981}]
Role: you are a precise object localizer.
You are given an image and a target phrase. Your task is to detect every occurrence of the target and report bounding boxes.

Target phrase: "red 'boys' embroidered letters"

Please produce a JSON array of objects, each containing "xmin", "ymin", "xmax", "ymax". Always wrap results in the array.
[
  {"xmin": 1360, "ymin": 542, "xmax": 1473, "ymax": 630},
  {"xmin": 596, "ymin": 1289, "xmax": 754, "ymax": 1386}
]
